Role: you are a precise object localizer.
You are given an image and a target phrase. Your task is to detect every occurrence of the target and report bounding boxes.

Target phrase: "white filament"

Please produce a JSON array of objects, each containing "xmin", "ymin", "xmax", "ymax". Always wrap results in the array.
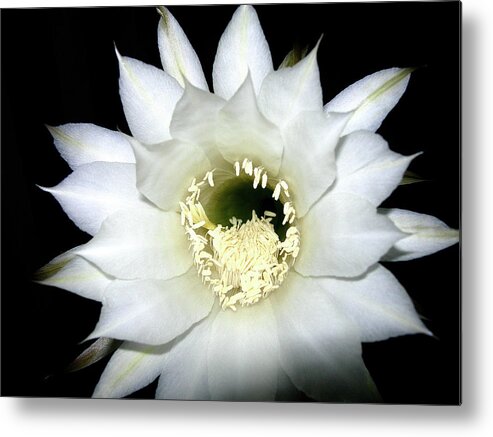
[{"xmin": 180, "ymin": 159, "xmax": 300, "ymax": 311}]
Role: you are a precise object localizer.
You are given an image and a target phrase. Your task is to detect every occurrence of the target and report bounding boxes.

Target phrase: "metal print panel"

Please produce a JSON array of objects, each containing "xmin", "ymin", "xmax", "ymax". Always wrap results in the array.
[{"xmin": 1, "ymin": 2, "xmax": 460, "ymax": 403}]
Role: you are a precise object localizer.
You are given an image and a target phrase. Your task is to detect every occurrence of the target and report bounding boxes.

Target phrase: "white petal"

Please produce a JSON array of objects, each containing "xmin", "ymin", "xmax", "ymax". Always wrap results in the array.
[
  {"xmin": 77, "ymin": 208, "xmax": 191, "ymax": 280},
  {"xmin": 207, "ymin": 299, "xmax": 279, "ymax": 401},
  {"xmin": 93, "ymin": 342, "xmax": 168, "ymax": 398},
  {"xmin": 271, "ymin": 272, "xmax": 380, "ymax": 402},
  {"xmin": 315, "ymin": 264, "xmax": 431, "ymax": 342},
  {"xmin": 331, "ymin": 131, "xmax": 418, "ymax": 206},
  {"xmin": 35, "ymin": 249, "xmax": 111, "ymax": 302},
  {"xmin": 169, "ymin": 83, "xmax": 228, "ymax": 168},
  {"xmin": 156, "ymin": 308, "xmax": 218, "ymax": 400},
  {"xmin": 40, "ymin": 162, "xmax": 150, "ymax": 236},
  {"xmin": 215, "ymin": 74, "xmax": 283, "ymax": 175},
  {"xmin": 157, "ymin": 7, "xmax": 208, "ymax": 90},
  {"xmin": 88, "ymin": 269, "xmax": 214, "ymax": 345},
  {"xmin": 213, "ymin": 5, "xmax": 273, "ymax": 99},
  {"xmin": 281, "ymin": 111, "xmax": 350, "ymax": 217},
  {"xmin": 295, "ymin": 192, "xmax": 404, "ymax": 277},
  {"xmin": 276, "ymin": 368, "xmax": 303, "ymax": 401},
  {"xmin": 381, "ymin": 208, "xmax": 459, "ymax": 261},
  {"xmin": 129, "ymin": 137, "xmax": 211, "ymax": 211},
  {"xmin": 324, "ymin": 67, "xmax": 413, "ymax": 135},
  {"xmin": 47, "ymin": 124, "xmax": 135, "ymax": 170},
  {"xmin": 258, "ymin": 40, "xmax": 323, "ymax": 127},
  {"xmin": 117, "ymin": 52, "xmax": 183, "ymax": 144}
]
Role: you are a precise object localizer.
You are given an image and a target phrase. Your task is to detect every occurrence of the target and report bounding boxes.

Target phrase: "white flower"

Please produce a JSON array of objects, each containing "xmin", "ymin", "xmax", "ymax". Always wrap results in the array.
[{"xmin": 38, "ymin": 5, "xmax": 459, "ymax": 401}]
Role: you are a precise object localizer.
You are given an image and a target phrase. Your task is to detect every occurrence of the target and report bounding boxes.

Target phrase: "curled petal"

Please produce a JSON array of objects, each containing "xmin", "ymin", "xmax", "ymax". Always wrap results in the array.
[
  {"xmin": 295, "ymin": 192, "xmax": 404, "ymax": 277},
  {"xmin": 215, "ymin": 74, "xmax": 283, "ymax": 175},
  {"xmin": 87, "ymin": 269, "xmax": 214, "ymax": 345},
  {"xmin": 169, "ymin": 83, "xmax": 229, "ymax": 168},
  {"xmin": 117, "ymin": 52, "xmax": 183, "ymax": 144},
  {"xmin": 156, "ymin": 309, "xmax": 218, "ymax": 400},
  {"xmin": 325, "ymin": 67, "xmax": 413, "ymax": 135},
  {"xmin": 39, "ymin": 162, "xmax": 150, "ymax": 236},
  {"xmin": 93, "ymin": 342, "xmax": 169, "ymax": 398},
  {"xmin": 213, "ymin": 5, "xmax": 273, "ymax": 99},
  {"xmin": 207, "ymin": 299, "xmax": 279, "ymax": 401},
  {"xmin": 258, "ymin": 39, "xmax": 323, "ymax": 127},
  {"xmin": 315, "ymin": 265, "xmax": 431, "ymax": 342},
  {"xmin": 35, "ymin": 248, "xmax": 111, "ymax": 302},
  {"xmin": 281, "ymin": 111, "xmax": 350, "ymax": 217},
  {"xmin": 331, "ymin": 131, "xmax": 419, "ymax": 206},
  {"xmin": 157, "ymin": 6, "xmax": 208, "ymax": 90},
  {"xmin": 271, "ymin": 272, "xmax": 380, "ymax": 402},
  {"xmin": 129, "ymin": 137, "xmax": 211, "ymax": 211},
  {"xmin": 381, "ymin": 208, "xmax": 459, "ymax": 261},
  {"xmin": 66, "ymin": 338, "xmax": 122, "ymax": 373},
  {"xmin": 76, "ymin": 208, "xmax": 191, "ymax": 281},
  {"xmin": 47, "ymin": 124, "xmax": 135, "ymax": 170}
]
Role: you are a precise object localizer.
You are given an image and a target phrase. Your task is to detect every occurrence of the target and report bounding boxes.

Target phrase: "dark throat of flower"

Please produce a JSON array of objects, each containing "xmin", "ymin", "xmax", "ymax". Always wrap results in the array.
[{"xmin": 179, "ymin": 159, "xmax": 300, "ymax": 311}]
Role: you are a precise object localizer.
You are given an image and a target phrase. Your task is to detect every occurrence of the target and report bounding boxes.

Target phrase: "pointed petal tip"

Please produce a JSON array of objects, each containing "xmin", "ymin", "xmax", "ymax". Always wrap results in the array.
[
  {"xmin": 382, "ymin": 209, "xmax": 459, "ymax": 261},
  {"xmin": 65, "ymin": 338, "xmax": 122, "ymax": 374},
  {"xmin": 156, "ymin": 5, "xmax": 167, "ymax": 17},
  {"xmin": 33, "ymin": 250, "xmax": 75, "ymax": 282},
  {"xmin": 36, "ymin": 184, "xmax": 53, "ymax": 193},
  {"xmin": 81, "ymin": 331, "xmax": 99, "ymax": 345},
  {"xmin": 399, "ymin": 169, "xmax": 430, "ymax": 185},
  {"xmin": 113, "ymin": 43, "xmax": 123, "ymax": 63},
  {"xmin": 402, "ymin": 151, "xmax": 423, "ymax": 165},
  {"xmin": 45, "ymin": 124, "xmax": 56, "ymax": 135},
  {"xmin": 291, "ymin": 35, "xmax": 322, "ymax": 67},
  {"xmin": 307, "ymin": 34, "xmax": 323, "ymax": 59},
  {"xmin": 428, "ymin": 331, "xmax": 440, "ymax": 341},
  {"xmin": 157, "ymin": 6, "xmax": 171, "ymax": 28},
  {"xmin": 407, "ymin": 65, "xmax": 425, "ymax": 74},
  {"xmin": 387, "ymin": 66, "xmax": 417, "ymax": 77},
  {"xmin": 414, "ymin": 320, "xmax": 435, "ymax": 339},
  {"xmin": 417, "ymin": 317, "xmax": 434, "ymax": 337},
  {"xmin": 426, "ymin": 328, "xmax": 435, "ymax": 338},
  {"xmin": 239, "ymin": 4, "xmax": 254, "ymax": 13},
  {"xmin": 33, "ymin": 269, "xmax": 49, "ymax": 283},
  {"xmin": 396, "ymin": 66, "xmax": 417, "ymax": 82},
  {"xmin": 236, "ymin": 4, "xmax": 260, "ymax": 23},
  {"xmin": 45, "ymin": 124, "xmax": 65, "ymax": 140}
]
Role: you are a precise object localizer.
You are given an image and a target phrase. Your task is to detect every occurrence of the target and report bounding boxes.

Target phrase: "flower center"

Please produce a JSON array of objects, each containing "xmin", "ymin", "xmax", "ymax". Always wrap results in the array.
[{"xmin": 179, "ymin": 159, "xmax": 300, "ymax": 311}]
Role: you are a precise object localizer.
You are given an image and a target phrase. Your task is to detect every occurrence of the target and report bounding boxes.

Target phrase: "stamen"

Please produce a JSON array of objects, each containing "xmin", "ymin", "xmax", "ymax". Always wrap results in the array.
[
  {"xmin": 272, "ymin": 183, "xmax": 281, "ymax": 201},
  {"xmin": 207, "ymin": 170, "xmax": 215, "ymax": 187},
  {"xmin": 180, "ymin": 160, "xmax": 300, "ymax": 311},
  {"xmin": 253, "ymin": 168, "xmax": 261, "ymax": 189},
  {"xmin": 261, "ymin": 173, "xmax": 268, "ymax": 189},
  {"xmin": 245, "ymin": 160, "xmax": 253, "ymax": 176}
]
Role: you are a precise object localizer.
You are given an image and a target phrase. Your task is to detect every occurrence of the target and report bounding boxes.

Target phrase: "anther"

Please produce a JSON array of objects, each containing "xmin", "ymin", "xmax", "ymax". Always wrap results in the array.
[
  {"xmin": 262, "ymin": 173, "xmax": 268, "ymax": 189},
  {"xmin": 180, "ymin": 161, "xmax": 300, "ymax": 311},
  {"xmin": 273, "ymin": 183, "xmax": 281, "ymax": 201}
]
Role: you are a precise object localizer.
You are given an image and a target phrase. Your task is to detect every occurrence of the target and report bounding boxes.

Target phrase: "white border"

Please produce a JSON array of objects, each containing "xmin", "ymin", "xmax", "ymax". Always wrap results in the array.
[{"xmin": 2, "ymin": 0, "xmax": 492, "ymax": 436}]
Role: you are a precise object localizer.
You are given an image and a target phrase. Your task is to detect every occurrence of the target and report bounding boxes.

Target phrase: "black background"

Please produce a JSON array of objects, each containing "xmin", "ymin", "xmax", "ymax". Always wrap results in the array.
[{"xmin": 1, "ymin": 2, "xmax": 460, "ymax": 403}]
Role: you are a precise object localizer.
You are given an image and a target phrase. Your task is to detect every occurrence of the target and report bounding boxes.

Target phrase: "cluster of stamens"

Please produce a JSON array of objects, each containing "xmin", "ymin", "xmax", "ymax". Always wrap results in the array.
[{"xmin": 179, "ymin": 160, "xmax": 301, "ymax": 311}]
